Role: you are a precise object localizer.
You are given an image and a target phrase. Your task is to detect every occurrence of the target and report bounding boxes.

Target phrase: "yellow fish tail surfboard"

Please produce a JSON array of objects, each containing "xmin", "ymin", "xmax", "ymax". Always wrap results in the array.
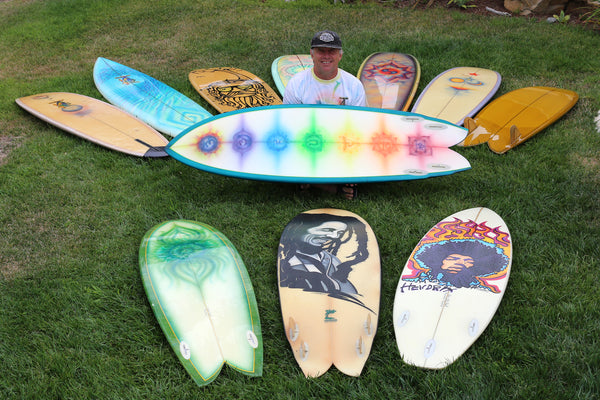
[
  {"xmin": 278, "ymin": 209, "xmax": 380, "ymax": 377},
  {"xmin": 460, "ymin": 86, "xmax": 578, "ymax": 153}
]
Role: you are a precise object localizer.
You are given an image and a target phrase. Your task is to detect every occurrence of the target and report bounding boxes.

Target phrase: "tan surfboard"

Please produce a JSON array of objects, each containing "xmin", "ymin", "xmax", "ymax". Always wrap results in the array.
[
  {"xmin": 411, "ymin": 67, "xmax": 501, "ymax": 126},
  {"xmin": 189, "ymin": 67, "xmax": 282, "ymax": 113},
  {"xmin": 16, "ymin": 92, "xmax": 168, "ymax": 157},
  {"xmin": 277, "ymin": 209, "xmax": 380, "ymax": 377}
]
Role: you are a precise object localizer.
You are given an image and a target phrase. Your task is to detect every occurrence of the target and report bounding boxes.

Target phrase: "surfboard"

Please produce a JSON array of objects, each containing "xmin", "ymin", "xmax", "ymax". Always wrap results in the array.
[
  {"xmin": 357, "ymin": 52, "xmax": 420, "ymax": 111},
  {"xmin": 393, "ymin": 207, "xmax": 512, "ymax": 369},
  {"xmin": 166, "ymin": 105, "xmax": 471, "ymax": 184},
  {"xmin": 411, "ymin": 67, "xmax": 501, "ymax": 126},
  {"xmin": 460, "ymin": 86, "xmax": 578, "ymax": 153},
  {"xmin": 16, "ymin": 92, "xmax": 168, "ymax": 157},
  {"xmin": 189, "ymin": 67, "xmax": 282, "ymax": 113},
  {"xmin": 271, "ymin": 54, "xmax": 314, "ymax": 96},
  {"xmin": 278, "ymin": 209, "xmax": 380, "ymax": 377},
  {"xmin": 93, "ymin": 57, "xmax": 212, "ymax": 137},
  {"xmin": 139, "ymin": 220, "xmax": 263, "ymax": 386}
]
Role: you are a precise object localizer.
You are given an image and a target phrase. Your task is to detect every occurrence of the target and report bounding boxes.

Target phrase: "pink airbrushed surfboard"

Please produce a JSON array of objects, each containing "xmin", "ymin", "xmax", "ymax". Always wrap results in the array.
[{"xmin": 166, "ymin": 105, "xmax": 470, "ymax": 183}]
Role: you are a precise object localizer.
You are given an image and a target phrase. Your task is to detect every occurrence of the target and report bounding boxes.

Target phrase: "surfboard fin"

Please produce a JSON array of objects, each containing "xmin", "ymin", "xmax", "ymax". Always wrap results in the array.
[
  {"xmin": 510, "ymin": 125, "xmax": 522, "ymax": 145},
  {"xmin": 297, "ymin": 340, "xmax": 309, "ymax": 361},
  {"xmin": 356, "ymin": 336, "xmax": 365, "ymax": 357},
  {"xmin": 491, "ymin": 125, "xmax": 521, "ymax": 154},
  {"xmin": 464, "ymin": 117, "xmax": 477, "ymax": 133},
  {"xmin": 287, "ymin": 317, "xmax": 299, "ymax": 342},
  {"xmin": 364, "ymin": 313, "xmax": 374, "ymax": 336}
]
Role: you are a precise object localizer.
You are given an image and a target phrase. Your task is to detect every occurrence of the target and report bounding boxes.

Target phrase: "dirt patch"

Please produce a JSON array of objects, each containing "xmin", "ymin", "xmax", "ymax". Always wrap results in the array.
[{"xmin": 0, "ymin": 135, "xmax": 23, "ymax": 166}]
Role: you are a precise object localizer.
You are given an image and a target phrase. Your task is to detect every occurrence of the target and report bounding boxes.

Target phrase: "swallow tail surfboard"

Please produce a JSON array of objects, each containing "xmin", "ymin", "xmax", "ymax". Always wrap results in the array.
[
  {"xmin": 411, "ymin": 67, "xmax": 501, "ymax": 126},
  {"xmin": 189, "ymin": 67, "xmax": 282, "ymax": 113},
  {"xmin": 93, "ymin": 57, "xmax": 211, "ymax": 137},
  {"xmin": 139, "ymin": 220, "xmax": 263, "ymax": 386},
  {"xmin": 393, "ymin": 207, "xmax": 512, "ymax": 369},
  {"xmin": 16, "ymin": 92, "xmax": 168, "ymax": 157},
  {"xmin": 166, "ymin": 105, "xmax": 471, "ymax": 184},
  {"xmin": 271, "ymin": 54, "xmax": 314, "ymax": 96},
  {"xmin": 461, "ymin": 86, "xmax": 578, "ymax": 153},
  {"xmin": 357, "ymin": 52, "xmax": 420, "ymax": 111},
  {"xmin": 278, "ymin": 209, "xmax": 380, "ymax": 377}
]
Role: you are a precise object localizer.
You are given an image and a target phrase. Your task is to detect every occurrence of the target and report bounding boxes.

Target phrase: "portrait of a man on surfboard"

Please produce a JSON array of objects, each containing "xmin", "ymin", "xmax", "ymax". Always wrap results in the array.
[
  {"xmin": 279, "ymin": 212, "xmax": 371, "ymax": 308},
  {"xmin": 410, "ymin": 240, "xmax": 510, "ymax": 292}
]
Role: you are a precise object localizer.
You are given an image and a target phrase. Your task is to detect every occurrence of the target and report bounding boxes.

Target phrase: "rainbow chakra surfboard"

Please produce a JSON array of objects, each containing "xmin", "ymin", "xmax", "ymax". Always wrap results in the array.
[
  {"xmin": 271, "ymin": 55, "xmax": 314, "ymax": 96},
  {"xmin": 357, "ymin": 52, "xmax": 420, "ymax": 111},
  {"xmin": 139, "ymin": 220, "xmax": 263, "ymax": 386},
  {"xmin": 189, "ymin": 67, "xmax": 282, "ymax": 113},
  {"xmin": 461, "ymin": 86, "xmax": 578, "ymax": 153},
  {"xmin": 393, "ymin": 207, "xmax": 512, "ymax": 369},
  {"xmin": 411, "ymin": 67, "xmax": 501, "ymax": 126},
  {"xmin": 16, "ymin": 92, "xmax": 168, "ymax": 157},
  {"xmin": 166, "ymin": 105, "xmax": 471, "ymax": 184},
  {"xmin": 278, "ymin": 209, "xmax": 380, "ymax": 377},
  {"xmin": 94, "ymin": 57, "xmax": 212, "ymax": 137}
]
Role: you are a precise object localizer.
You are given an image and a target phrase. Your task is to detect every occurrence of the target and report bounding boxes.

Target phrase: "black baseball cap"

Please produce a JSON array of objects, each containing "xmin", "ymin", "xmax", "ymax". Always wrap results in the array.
[{"xmin": 310, "ymin": 30, "xmax": 342, "ymax": 49}]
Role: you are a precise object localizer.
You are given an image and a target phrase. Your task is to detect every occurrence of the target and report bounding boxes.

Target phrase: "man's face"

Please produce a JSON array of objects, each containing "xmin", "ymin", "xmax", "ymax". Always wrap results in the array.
[
  {"xmin": 302, "ymin": 221, "xmax": 347, "ymax": 247},
  {"xmin": 440, "ymin": 254, "xmax": 474, "ymax": 274},
  {"xmin": 311, "ymin": 47, "xmax": 342, "ymax": 80}
]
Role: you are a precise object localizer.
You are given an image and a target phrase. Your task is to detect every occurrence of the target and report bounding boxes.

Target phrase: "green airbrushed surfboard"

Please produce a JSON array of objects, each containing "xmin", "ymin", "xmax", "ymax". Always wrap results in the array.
[{"xmin": 139, "ymin": 220, "xmax": 263, "ymax": 386}]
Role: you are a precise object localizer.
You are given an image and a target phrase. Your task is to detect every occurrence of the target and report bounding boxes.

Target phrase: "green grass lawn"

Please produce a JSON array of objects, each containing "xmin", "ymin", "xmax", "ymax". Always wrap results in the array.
[{"xmin": 1, "ymin": 0, "xmax": 599, "ymax": 398}]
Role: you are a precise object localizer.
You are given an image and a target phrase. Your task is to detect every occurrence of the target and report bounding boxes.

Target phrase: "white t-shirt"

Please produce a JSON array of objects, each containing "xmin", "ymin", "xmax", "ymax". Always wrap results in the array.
[{"xmin": 283, "ymin": 68, "xmax": 366, "ymax": 106}]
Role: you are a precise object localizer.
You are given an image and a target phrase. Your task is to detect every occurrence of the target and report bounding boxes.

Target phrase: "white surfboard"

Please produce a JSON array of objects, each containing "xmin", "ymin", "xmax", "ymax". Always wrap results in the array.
[{"xmin": 393, "ymin": 207, "xmax": 512, "ymax": 369}]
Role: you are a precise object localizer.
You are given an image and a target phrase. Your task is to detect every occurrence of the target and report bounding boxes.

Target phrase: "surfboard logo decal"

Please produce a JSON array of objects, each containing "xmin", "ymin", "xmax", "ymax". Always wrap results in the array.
[
  {"xmin": 324, "ymin": 309, "xmax": 338, "ymax": 322},
  {"xmin": 448, "ymin": 74, "xmax": 484, "ymax": 92},
  {"xmin": 116, "ymin": 74, "xmax": 138, "ymax": 86},
  {"xmin": 401, "ymin": 217, "xmax": 511, "ymax": 293},
  {"xmin": 50, "ymin": 99, "xmax": 83, "ymax": 113}
]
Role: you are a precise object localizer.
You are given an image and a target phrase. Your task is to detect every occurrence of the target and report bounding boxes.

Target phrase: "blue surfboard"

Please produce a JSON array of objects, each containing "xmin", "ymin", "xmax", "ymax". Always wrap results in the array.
[{"xmin": 93, "ymin": 57, "xmax": 212, "ymax": 137}]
